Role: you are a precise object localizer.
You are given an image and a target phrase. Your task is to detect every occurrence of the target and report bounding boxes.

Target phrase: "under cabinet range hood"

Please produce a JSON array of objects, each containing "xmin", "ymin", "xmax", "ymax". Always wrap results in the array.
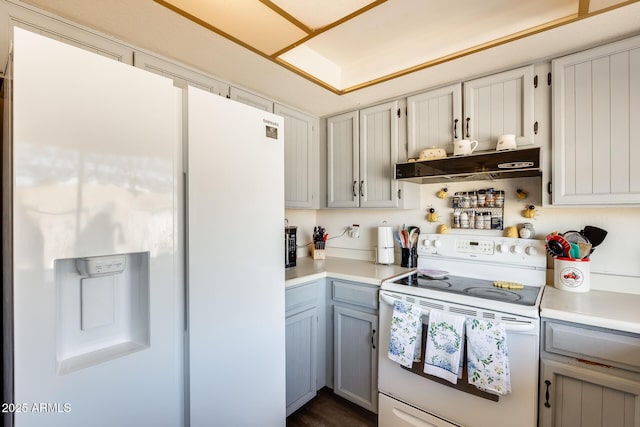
[{"xmin": 395, "ymin": 147, "xmax": 541, "ymax": 184}]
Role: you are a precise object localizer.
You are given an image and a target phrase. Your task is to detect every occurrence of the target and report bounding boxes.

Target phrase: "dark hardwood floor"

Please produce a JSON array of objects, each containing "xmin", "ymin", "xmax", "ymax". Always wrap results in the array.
[{"xmin": 286, "ymin": 388, "xmax": 377, "ymax": 427}]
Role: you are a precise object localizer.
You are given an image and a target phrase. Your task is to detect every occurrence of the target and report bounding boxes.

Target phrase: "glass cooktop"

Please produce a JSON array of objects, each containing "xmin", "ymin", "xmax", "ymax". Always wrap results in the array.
[{"xmin": 393, "ymin": 273, "xmax": 542, "ymax": 306}]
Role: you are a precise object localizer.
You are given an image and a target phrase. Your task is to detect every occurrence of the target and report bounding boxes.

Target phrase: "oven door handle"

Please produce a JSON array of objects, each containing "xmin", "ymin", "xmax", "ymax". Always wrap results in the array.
[{"xmin": 380, "ymin": 292, "xmax": 537, "ymax": 332}]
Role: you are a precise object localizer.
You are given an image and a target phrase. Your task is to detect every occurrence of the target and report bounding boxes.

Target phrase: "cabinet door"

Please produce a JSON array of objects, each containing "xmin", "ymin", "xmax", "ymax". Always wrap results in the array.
[
  {"xmin": 0, "ymin": 0, "xmax": 134, "ymax": 71},
  {"xmin": 327, "ymin": 111, "xmax": 360, "ymax": 208},
  {"xmin": 407, "ymin": 83, "xmax": 462, "ymax": 158},
  {"xmin": 134, "ymin": 52, "xmax": 229, "ymax": 96},
  {"xmin": 275, "ymin": 104, "xmax": 318, "ymax": 209},
  {"xmin": 539, "ymin": 358, "xmax": 640, "ymax": 427},
  {"xmin": 334, "ymin": 305, "xmax": 378, "ymax": 413},
  {"xmin": 463, "ymin": 65, "xmax": 535, "ymax": 151},
  {"xmin": 359, "ymin": 100, "xmax": 400, "ymax": 208},
  {"xmin": 286, "ymin": 307, "xmax": 318, "ymax": 416},
  {"xmin": 552, "ymin": 36, "xmax": 640, "ymax": 206},
  {"xmin": 229, "ymin": 86, "xmax": 273, "ymax": 112}
]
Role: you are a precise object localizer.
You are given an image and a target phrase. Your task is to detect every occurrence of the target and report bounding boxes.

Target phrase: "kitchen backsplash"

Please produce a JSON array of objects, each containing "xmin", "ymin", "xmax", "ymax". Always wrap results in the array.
[{"xmin": 287, "ymin": 176, "xmax": 640, "ymax": 294}]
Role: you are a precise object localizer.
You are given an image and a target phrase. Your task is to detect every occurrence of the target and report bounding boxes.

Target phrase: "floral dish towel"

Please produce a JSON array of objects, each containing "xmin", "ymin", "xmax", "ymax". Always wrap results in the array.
[
  {"xmin": 387, "ymin": 300, "xmax": 422, "ymax": 368},
  {"xmin": 423, "ymin": 310, "xmax": 465, "ymax": 384},
  {"xmin": 466, "ymin": 318, "xmax": 511, "ymax": 396}
]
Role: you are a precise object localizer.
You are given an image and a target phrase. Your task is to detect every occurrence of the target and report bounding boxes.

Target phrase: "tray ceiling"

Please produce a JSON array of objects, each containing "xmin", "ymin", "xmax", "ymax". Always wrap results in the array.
[{"xmin": 155, "ymin": 0, "xmax": 636, "ymax": 94}]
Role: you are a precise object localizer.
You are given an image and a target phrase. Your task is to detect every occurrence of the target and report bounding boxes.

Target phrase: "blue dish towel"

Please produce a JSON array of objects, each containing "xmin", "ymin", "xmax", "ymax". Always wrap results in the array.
[
  {"xmin": 423, "ymin": 310, "xmax": 465, "ymax": 384},
  {"xmin": 387, "ymin": 300, "xmax": 422, "ymax": 368},
  {"xmin": 466, "ymin": 318, "xmax": 511, "ymax": 396}
]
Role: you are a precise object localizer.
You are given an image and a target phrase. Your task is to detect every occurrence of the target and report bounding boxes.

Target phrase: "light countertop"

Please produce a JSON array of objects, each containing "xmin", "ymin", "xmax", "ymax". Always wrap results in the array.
[
  {"xmin": 540, "ymin": 285, "xmax": 640, "ymax": 334},
  {"xmin": 285, "ymin": 256, "xmax": 414, "ymax": 287}
]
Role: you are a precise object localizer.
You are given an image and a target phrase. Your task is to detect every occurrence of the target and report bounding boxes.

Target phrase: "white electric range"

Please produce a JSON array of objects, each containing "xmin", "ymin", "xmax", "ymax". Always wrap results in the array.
[{"xmin": 378, "ymin": 233, "xmax": 547, "ymax": 427}]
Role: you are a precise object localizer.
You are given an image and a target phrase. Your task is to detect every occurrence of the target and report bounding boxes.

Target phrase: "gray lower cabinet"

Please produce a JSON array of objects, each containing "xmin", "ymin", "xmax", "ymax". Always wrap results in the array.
[
  {"xmin": 539, "ymin": 319, "xmax": 640, "ymax": 427},
  {"xmin": 285, "ymin": 280, "xmax": 325, "ymax": 416},
  {"xmin": 331, "ymin": 280, "xmax": 379, "ymax": 413},
  {"xmin": 286, "ymin": 307, "xmax": 317, "ymax": 416}
]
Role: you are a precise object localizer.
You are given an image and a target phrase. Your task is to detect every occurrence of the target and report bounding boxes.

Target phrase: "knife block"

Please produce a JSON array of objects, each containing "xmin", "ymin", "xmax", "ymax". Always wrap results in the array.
[{"xmin": 312, "ymin": 242, "xmax": 326, "ymax": 260}]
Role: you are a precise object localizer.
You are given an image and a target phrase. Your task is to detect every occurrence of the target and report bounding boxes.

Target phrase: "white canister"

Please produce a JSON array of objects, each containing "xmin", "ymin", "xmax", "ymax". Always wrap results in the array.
[
  {"xmin": 554, "ymin": 257, "xmax": 590, "ymax": 292},
  {"xmin": 377, "ymin": 226, "xmax": 395, "ymax": 265}
]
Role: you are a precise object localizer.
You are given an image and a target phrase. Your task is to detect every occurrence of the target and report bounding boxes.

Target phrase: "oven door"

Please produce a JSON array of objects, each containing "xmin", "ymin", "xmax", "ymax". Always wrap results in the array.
[{"xmin": 378, "ymin": 290, "xmax": 540, "ymax": 427}]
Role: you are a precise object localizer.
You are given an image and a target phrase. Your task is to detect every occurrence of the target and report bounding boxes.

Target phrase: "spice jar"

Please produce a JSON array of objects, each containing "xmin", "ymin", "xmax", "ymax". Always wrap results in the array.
[
  {"xmin": 495, "ymin": 190, "xmax": 505, "ymax": 207},
  {"xmin": 470, "ymin": 191, "xmax": 478, "ymax": 208},
  {"xmin": 477, "ymin": 189, "xmax": 486, "ymax": 207},
  {"xmin": 452, "ymin": 211, "xmax": 461, "ymax": 228},
  {"xmin": 460, "ymin": 211, "xmax": 469, "ymax": 228},
  {"xmin": 460, "ymin": 192, "xmax": 471, "ymax": 208},
  {"xmin": 476, "ymin": 212, "xmax": 484, "ymax": 229},
  {"xmin": 485, "ymin": 188, "xmax": 495, "ymax": 207}
]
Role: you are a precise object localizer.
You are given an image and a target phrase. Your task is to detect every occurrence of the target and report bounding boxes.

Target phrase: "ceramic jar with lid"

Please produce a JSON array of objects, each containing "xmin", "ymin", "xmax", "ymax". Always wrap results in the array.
[{"xmin": 519, "ymin": 222, "xmax": 535, "ymax": 239}]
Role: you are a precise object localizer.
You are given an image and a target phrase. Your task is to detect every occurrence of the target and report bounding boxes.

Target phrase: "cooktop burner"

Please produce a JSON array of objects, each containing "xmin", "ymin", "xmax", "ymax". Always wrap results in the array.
[{"xmin": 392, "ymin": 274, "xmax": 541, "ymax": 306}]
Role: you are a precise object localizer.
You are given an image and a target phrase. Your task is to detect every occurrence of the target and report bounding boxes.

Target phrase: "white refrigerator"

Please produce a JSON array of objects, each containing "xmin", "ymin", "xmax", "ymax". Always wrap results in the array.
[
  {"xmin": 6, "ymin": 27, "xmax": 286, "ymax": 427},
  {"xmin": 8, "ymin": 28, "xmax": 184, "ymax": 426},
  {"xmin": 185, "ymin": 87, "xmax": 286, "ymax": 427}
]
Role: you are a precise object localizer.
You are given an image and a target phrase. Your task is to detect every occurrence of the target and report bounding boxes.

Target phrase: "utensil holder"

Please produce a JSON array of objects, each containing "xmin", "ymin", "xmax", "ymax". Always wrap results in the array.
[
  {"xmin": 554, "ymin": 257, "xmax": 590, "ymax": 292},
  {"xmin": 400, "ymin": 247, "xmax": 417, "ymax": 268}
]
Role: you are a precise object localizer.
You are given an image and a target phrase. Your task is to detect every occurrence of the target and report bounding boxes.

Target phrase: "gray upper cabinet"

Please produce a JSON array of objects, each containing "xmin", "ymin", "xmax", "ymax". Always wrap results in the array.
[
  {"xmin": 134, "ymin": 52, "xmax": 229, "ymax": 96},
  {"xmin": 0, "ymin": 0, "xmax": 134, "ymax": 74},
  {"xmin": 327, "ymin": 101, "xmax": 417, "ymax": 209},
  {"xmin": 359, "ymin": 101, "xmax": 400, "ymax": 208},
  {"xmin": 327, "ymin": 110, "xmax": 360, "ymax": 208},
  {"xmin": 407, "ymin": 83, "xmax": 462, "ymax": 158},
  {"xmin": 275, "ymin": 104, "xmax": 319, "ymax": 209},
  {"xmin": 229, "ymin": 86, "xmax": 273, "ymax": 112},
  {"xmin": 463, "ymin": 65, "xmax": 535, "ymax": 152},
  {"xmin": 407, "ymin": 66, "xmax": 535, "ymax": 157},
  {"xmin": 552, "ymin": 35, "xmax": 640, "ymax": 206}
]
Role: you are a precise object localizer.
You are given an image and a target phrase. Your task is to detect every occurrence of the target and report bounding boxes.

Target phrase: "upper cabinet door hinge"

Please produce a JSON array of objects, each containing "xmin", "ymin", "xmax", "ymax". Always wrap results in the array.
[
  {"xmin": 548, "ymin": 72, "xmax": 552, "ymax": 86},
  {"xmin": 534, "ymin": 75, "xmax": 538, "ymax": 88},
  {"xmin": 397, "ymin": 108, "xmax": 401, "ymax": 118}
]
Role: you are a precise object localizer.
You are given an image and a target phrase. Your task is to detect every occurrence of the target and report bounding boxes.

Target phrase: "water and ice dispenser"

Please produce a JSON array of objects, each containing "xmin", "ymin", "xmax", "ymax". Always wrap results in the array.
[{"xmin": 55, "ymin": 252, "xmax": 150, "ymax": 375}]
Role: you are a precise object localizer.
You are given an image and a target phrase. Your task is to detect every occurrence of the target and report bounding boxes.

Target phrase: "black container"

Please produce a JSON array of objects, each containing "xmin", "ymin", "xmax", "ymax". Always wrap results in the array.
[
  {"xmin": 400, "ymin": 247, "xmax": 417, "ymax": 268},
  {"xmin": 285, "ymin": 226, "xmax": 297, "ymax": 268}
]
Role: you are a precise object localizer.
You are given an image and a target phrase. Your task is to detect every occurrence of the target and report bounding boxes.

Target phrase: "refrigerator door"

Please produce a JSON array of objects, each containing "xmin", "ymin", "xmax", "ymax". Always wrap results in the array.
[
  {"xmin": 186, "ymin": 87, "xmax": 286, "ymax": 426},
  {"xmin": 12, "ymin": 28, "xmax": 183, "ymax": 426}
]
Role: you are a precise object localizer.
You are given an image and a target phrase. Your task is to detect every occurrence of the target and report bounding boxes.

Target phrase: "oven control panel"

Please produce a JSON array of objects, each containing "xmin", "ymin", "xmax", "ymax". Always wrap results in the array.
[
  {"xmin": 455, "ymin": 239, "xmax": 494, "ymax": 255},
  {"xmin": 417, "ymin": 233, "xmax": 546, "ymax": 268}
]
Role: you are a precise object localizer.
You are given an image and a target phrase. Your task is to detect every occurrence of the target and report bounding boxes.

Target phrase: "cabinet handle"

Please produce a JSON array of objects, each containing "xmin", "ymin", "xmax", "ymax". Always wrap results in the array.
[
  {"xmin": 453, "ymin": 119, "xmax": 459, "ymax": 139},
  {"xmin": 371, "ymin": 329, "xmax": 376, "ymax": 349},
  {"xmin": 359, "ymin": 180, "xmax": 364, "ymax": 197},
  {"xmin": 465, "ymin": 118, "xmax": 470, "ymax": 138},
  {"xmin": 544, "ymin": 380, "xmax": 551, "ymax": 408},
  {"xmin": 352, "ymin": 181, "xmax": 357, "ymax": 199}
]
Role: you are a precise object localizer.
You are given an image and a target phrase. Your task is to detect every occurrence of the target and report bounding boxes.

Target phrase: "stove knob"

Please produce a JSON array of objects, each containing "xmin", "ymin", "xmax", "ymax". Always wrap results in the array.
[
  {"xmin": 511, "ymin": 245, "xmax": 524, "ymax": 254},
  {"xmin": 497, "ymin": 243, "xmax": 509, "ymax": 253},
  {"xmin": 432, "ymin": 240, "xmax": 442, "ymax": 248},
  {"xmin": 525, "ymin": 246, "xmax": 538, "ymax": 256},
  {"xmin": 421, "ymin": 239, "xmax": 430, "ymax": 247}
]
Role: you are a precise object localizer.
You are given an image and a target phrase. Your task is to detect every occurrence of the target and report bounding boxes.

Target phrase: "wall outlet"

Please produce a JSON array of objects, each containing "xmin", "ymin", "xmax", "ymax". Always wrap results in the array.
[{"xmin": 349, "ymin": 224, "xmax": 360, "ymax": 238}]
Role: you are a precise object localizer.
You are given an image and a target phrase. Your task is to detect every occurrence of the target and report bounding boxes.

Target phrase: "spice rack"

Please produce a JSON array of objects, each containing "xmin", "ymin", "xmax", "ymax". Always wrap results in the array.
[{"xmin": 451, "ymin": 189, "xmax": 504, "ymax": 230}]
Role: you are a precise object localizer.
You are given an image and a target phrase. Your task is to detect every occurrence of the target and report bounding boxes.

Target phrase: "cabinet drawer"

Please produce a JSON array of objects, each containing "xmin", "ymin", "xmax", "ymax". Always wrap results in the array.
[
  {"xmin": 332, "ymin": 280, "xmax": 378, "ymax": 309},
  {"xmin": 286, "ymin": 282, "xmax": 318, "ymax": 314},
  {"xmin": 545, "ymin": 321, "xmax": 640, "ymax": 372}
]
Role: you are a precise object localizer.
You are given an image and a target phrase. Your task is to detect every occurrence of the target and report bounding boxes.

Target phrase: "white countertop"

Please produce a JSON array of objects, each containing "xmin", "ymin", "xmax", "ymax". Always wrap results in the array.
[
  {"xmin": 285, "ymin": 256, "xmax": 414, "ymax": 287},
  {"xmin": 540, "ymin": 285, "xmax": 640, "ymax": 334}
]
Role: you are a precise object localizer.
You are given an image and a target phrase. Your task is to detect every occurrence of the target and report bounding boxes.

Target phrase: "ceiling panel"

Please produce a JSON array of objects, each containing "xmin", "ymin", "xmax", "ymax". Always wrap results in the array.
[
  {"xmin": 157, "ymin": 0, "xmax": 308, "ymax": 55},
  {"xmin": 281, "ymin": 0, "xmax": 579, "ymax": 90},
  {"xmin": 270, "ymin": 0, "xmax": 378, "ymax": 30},
  {"xmin": 152, "ymin": 0, "xmax": 636, "ymax": 93}
]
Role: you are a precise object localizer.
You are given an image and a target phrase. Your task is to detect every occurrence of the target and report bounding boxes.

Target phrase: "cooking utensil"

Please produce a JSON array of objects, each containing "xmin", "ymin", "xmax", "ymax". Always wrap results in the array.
[
  {"xmin": 577, "ymin": 241, "xmax": 592, "ymax": 259},
  {"xmin": 581, "ymin": 226, "xmax": 608, "ymax": 248},
  {"xmin": 562, "ymin": 230, "xmax": 590, "ymax": 245},
  {"xmin": 546, "ymin": 234, "xmax": 571, "ymax": 258},
  {"xmin": 545, "ymin": 240, "xmax": 565, "ymax": 258}
]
